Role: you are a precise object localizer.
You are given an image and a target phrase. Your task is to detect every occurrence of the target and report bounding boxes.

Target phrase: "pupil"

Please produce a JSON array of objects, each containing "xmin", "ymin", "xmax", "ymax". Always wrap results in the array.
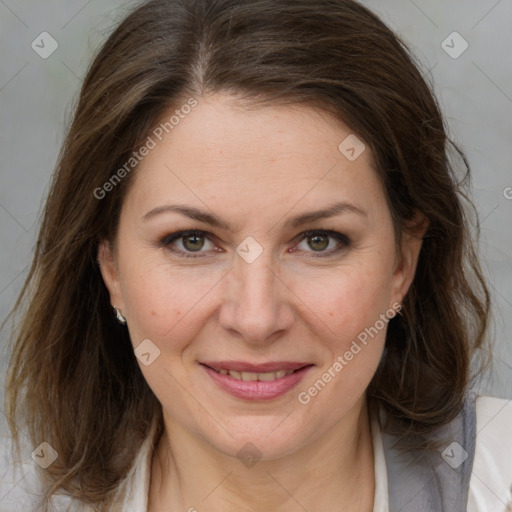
[
  {"xmin": 309, "ymin": 234, "xmax": 328, "ymax": 251},
  {"xmin": 184, "ymin": 234, "xmax": 204, "ymax": 251}
]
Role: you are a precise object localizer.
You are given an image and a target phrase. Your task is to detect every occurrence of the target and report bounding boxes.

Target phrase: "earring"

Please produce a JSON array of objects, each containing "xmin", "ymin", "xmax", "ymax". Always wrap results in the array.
[{"xmin": 113, "ymin": 306, "xmax": 127, "ymax": 324}]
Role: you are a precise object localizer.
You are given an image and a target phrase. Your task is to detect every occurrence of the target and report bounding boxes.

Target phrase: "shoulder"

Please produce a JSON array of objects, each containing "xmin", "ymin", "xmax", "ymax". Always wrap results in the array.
[
  {"xmin": 0, "ymin": 419, "xmax": 158, "ymax": 512},
  {"xmin": 468, "ymin": 395, "xmax": 512, "ymax": 512},
  {"xmin": 0, "ymin": 432, "xmax": 44, "ymax": 510},
  {"xmin": 0, "ymin": 432, "xmax": 89, "ymax": 511}
]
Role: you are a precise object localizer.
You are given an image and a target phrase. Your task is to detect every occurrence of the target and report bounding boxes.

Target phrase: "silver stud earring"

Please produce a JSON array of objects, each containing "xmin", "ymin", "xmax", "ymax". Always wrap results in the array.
[{"xmin": 113, "ymin": 306, "xmax": 127, "ymax": 324}]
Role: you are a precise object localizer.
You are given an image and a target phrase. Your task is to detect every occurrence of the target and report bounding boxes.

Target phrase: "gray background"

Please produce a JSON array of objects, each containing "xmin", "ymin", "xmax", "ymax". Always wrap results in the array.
[{"xmin": 1, "ymin": 0, "xmax": 511, "ymax": 438}]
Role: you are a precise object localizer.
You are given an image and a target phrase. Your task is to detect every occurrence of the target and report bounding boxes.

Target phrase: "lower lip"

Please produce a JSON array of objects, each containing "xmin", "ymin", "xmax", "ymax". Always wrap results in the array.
[{"xmin": 201, "ymin": 364, "xmax": 313, "ymax": 401}]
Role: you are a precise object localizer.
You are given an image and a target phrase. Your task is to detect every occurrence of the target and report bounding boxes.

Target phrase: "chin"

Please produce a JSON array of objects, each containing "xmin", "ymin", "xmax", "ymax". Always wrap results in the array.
[{"xmin": 199, "ymin": 415, "xmax": 310, "ymax": 462}]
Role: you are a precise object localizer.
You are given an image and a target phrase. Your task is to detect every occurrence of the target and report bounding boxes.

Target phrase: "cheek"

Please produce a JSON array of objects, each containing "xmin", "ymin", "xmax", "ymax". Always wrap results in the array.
[
  {"xmin": 118, "ymin": 254, "xmax": 224, "ymax": 347},
  {"xmin": 294, "ymin": 261, "xmax": 394, "ymax": 344},
  {"xmin": 295, "ymin": 266, "xmax": 392, "ymax": 413}
]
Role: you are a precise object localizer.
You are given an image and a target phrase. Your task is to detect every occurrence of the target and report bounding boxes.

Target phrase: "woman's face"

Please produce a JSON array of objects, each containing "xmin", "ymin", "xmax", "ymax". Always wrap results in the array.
[{"xmin": 99, "ymin": 93, "xmax": 423, "ymax": 460}]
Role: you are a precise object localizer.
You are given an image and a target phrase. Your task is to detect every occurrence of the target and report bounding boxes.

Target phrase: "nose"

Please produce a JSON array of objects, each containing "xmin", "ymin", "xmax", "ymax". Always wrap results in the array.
[{"xmin": 218, "ymin": 248, "xmax": 295, "ymax": 345}]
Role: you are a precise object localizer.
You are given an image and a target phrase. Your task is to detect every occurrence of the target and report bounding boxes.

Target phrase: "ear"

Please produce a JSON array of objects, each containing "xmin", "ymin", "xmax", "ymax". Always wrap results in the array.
[
  {"xmin": 97, "ymin": 239, "xmax": 125, "ymax": 314},
  {"xmin": 390, "ymin": 212, "xmax": 429, "ymax": 307}
]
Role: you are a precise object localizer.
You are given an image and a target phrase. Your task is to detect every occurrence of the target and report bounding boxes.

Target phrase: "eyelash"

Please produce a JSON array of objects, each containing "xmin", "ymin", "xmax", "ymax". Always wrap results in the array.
[{"xmin": 159, "ymin": 229, "xmax": 351, "ymax": 259}]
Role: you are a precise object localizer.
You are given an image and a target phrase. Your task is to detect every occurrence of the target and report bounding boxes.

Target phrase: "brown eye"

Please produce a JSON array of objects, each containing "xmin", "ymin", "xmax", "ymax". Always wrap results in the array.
[
  {"xmin": 307, "ymin": 233, "xmax": 330, "ymax": 251},
  {"xmin": 161, "ymin": 230, "xmax": 217, "ymax": 258},
  {"xmin": 181, "ymin": 233, "xmax": 205, "ymax": 252},
  {"xmin": 295, "ymin": 230, "xmax": 351, "ymax": 258}
]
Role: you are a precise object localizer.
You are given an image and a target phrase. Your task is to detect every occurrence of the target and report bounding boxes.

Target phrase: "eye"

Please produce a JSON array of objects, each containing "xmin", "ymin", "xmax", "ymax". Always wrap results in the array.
[
  {"xmin": 160, "ymin": 230, "xmax": 218, "ymax": 258},
  {"xmin": 159, "ymin": 229, "xmax": 351, "ymax": 259},
  {"xmin": 293, "ymin": 230, "xmax": 351, "ymax": 258}
]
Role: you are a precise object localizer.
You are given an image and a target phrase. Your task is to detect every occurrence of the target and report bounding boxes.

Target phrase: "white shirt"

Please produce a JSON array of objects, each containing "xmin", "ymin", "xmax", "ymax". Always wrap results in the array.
[{"xmin": 1, "ymin": 396, "xmax": 511, "ymax": 511}]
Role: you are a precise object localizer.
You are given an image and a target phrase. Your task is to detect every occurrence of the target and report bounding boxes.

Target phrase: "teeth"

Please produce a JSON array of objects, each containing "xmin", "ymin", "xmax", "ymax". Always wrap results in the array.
[
  {"xmin": 258, "ymin": 371, "xmax": 278, "ymax": 381},
  {"xmin": 241, "ymin": 371, "xmax": 258, "ymax": 381},
  {"xmin": 220, "ymin": 369, "xmax": 296, "ymax": 381}
]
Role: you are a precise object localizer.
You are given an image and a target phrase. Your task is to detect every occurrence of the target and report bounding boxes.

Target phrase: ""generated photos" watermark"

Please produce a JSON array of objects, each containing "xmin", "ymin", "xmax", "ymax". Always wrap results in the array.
[{"xmin": 298, "ymin": 302, "xmax": 401, "ymax": 405}]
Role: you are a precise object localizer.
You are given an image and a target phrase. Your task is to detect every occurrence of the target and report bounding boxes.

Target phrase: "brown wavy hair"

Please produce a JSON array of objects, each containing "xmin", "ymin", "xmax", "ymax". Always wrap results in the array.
[{"xmin": 5, "ymin": 0, "xmax": 491, "ymax": 509}]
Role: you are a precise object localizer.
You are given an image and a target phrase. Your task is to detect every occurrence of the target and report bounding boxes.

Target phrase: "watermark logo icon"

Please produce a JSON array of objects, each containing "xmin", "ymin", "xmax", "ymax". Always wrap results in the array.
[
  {"xmin": 441, "ymin": 441, "xmax": 469, "ymax": 469},
  {"xmin": 31, "ymin": 442, "xmax": 58, "ymax": 469},
  {"xmin": 237, "ymin": 442, "xmax": 263, "ymax": 468},
  {"xmin": 236, "ymin": 237, "xmax": 263, "ymax": 264},
  {"xmin": 135, "ymin": 338, "xmax": 161, "ymax": 366},
  {"xmin": 338, "ymin": 134, "xmax": 365, "ymax": 161},
  {"xmin": 441, "ymin": 32, "xmax": 469, "ymax": 59},
  {"xmin": 31, "ymin": 32, "xmax": 58, "ymax": 59}
]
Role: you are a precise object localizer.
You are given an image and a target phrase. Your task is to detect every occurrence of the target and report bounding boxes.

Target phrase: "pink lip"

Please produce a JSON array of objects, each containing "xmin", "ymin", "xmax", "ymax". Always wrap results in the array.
[
  {"xmin": 201, "ymin": 363, "xmax": 313, "ymax": 401},
  {"xmin": 201, "ymin": 361, "xmax": 311, "ymax": 373}
]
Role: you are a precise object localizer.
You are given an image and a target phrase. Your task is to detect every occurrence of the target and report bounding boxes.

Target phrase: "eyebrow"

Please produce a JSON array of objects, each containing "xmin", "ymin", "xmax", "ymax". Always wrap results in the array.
[{"xmin": 143, "ymin": 201, "xmax": 367, "ymax": 230}]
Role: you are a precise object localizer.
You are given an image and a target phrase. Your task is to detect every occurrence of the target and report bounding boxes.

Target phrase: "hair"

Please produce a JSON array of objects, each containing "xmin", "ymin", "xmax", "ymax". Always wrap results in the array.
[{"xmin": 4, "ymin": 0, "xmax": 491, "ymax": 509}]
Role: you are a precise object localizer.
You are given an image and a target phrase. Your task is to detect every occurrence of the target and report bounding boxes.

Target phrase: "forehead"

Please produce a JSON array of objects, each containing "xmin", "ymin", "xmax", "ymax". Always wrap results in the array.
[{"xmin": 124, "ymin": 93, "xmax": 386, "ymax": 222}]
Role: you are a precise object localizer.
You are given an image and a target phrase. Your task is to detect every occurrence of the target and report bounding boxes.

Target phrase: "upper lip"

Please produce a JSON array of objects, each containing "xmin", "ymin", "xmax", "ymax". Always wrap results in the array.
[{"xmin": 201, "ymin": 361, "xmax": 313, "ymax": 373}]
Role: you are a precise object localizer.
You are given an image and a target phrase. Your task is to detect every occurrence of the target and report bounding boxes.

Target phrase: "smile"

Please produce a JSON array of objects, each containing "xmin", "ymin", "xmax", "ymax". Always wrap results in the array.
[
  {"xmin": 212, "ymin": 368, "xmax": 297, "ymax": 381},
  {"xmin": 200, "ymin": 362, "xmax": 314, "ymax": 401}
]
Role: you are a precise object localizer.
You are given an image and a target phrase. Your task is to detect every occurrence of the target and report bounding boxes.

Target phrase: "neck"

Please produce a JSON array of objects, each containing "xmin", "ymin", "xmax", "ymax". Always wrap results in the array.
[{"xmin": 149, "ymin": 397, "xmax": 375, "ymax": 512}]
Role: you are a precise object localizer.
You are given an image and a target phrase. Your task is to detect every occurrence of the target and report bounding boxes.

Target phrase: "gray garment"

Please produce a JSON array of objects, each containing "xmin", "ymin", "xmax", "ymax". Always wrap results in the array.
[
  {"xmin": 382, "ymin": 393, "xmax": 477, "ymax": 511},
  {"xmin": 1, "ymin": 394, "xmax": 478, "ymax": 511}
]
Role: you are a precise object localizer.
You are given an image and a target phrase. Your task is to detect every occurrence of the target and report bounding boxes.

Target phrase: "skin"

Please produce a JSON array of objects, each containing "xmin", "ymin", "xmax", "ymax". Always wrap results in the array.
[{"xmin": 99, "ymin": 92, "xmax": 426, "ymax": 511}]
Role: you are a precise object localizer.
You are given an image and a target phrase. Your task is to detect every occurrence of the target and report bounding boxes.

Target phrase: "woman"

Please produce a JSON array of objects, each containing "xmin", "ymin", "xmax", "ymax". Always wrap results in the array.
[{"xmin": 3, "ymin": 0, "xmax": 511, "ymax": 510}]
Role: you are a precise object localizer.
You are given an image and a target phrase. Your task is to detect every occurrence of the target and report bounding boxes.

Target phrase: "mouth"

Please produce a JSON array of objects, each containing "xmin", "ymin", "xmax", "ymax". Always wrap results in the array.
[
  {"xmin": 199, "ymin": 361, "xmax": 314, "ymax": 400},
  {"xmin": 201, "ymin": 360, "xmax": 312, "ymax": 379},
  {"xmin": 203, "ymin": 366, "xmax": 307, "ymax": 381}
]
